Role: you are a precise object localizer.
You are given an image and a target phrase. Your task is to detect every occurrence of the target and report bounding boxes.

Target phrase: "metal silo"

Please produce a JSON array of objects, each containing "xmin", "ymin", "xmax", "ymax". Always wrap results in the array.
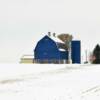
[{"xmin": 71, "ymin": 41, "xmax": 81, "ymax": 64}]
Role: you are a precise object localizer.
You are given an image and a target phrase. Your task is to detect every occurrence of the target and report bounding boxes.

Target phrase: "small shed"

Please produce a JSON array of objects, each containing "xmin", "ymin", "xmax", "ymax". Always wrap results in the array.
[{"xmin": 20, "ymin": 55, "xmax": 34, "ymax": 63}]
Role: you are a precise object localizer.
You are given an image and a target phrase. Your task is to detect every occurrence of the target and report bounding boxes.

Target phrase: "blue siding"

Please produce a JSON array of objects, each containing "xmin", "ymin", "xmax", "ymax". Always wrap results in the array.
[
  {"xmin": 71, "ymin": 41, "xmax": 81, "ymax": 63},
  {"xmin": 34, "ymin": 36, "xmax": 60, "ymax": 60},
  {"xmin": 59, "ymin": 51, "xmax": 68, "ymax": 59}
]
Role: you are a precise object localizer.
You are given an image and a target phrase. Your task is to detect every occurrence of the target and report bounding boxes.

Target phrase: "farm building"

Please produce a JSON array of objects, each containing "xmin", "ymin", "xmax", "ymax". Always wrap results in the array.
[
  {"xmin": 20, "ymin": 55, "xmax": 34, "ymax": 63},
  {"xmin": 34, "ymin": 33, "xmax": 81, "ymax": 64},
  {"xmin": 20, "ymin": 32, "xmax": 81, "ymax": 64}
]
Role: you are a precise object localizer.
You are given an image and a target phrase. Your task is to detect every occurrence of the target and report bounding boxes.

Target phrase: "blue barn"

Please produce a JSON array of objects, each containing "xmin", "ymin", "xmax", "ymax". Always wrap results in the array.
[{"xmin": 34, "ymin": 35, "xmax": 68, "ymax": 63}]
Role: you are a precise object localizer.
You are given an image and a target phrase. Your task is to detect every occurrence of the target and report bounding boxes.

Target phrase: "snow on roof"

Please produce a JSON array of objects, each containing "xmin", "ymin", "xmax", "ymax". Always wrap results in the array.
[
  {"xmin": 50, "ymin": 36, "xmax": 65, "ymax": 44},
  {"xmin": 59, "ymin": 48, "xmax": 66, "ymax": 52},
  {"xmin": 21, "ymin": 55, "xmax": 34, "ymax": 59},
  {"xmin": 48, "ymin": 35, "xmax": 67, "ymax": 51}
]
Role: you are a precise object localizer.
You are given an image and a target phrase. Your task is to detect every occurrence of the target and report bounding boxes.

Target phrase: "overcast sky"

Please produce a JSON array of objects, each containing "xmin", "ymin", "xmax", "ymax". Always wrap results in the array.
[{"xmin": 0, "ymin": 0, "xmax": 100, "ymax": 63}]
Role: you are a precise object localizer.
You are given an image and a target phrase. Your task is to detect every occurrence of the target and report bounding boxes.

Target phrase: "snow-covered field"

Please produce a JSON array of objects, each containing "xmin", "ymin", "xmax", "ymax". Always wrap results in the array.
[{"xmin": 0, "ymin": 64, "xmax": 100, "ymax": 100}]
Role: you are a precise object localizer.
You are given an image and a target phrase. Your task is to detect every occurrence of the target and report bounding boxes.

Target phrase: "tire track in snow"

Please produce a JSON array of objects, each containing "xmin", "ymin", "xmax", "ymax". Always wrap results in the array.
[
  {"xmin": 0, "ymin": 65, "xmax": 84, "ymax": 85},
  {"xmin": 80, "ymin": 85, "xmax": 100, "ymax": 99}
]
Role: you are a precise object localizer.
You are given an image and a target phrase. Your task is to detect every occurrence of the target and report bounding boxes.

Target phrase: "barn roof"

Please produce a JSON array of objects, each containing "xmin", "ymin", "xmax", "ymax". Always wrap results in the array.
[
  {"xmin": 49, "ymin": 36, "xmax": 65, "ymax": 44},
  {"xmin": 21, "ymin": 55, "xmax": 34, "ymax": 59},
  {"xmin": 59, "ymin": 48, "xmax": 66, "ymax": 51},
  {"xmin": 48, "ymin": 35, "xmax": 67, "ymax": 51},
  {"xmin": 35, "ymin": 35, "xmax": 67, "ymax": 52}
]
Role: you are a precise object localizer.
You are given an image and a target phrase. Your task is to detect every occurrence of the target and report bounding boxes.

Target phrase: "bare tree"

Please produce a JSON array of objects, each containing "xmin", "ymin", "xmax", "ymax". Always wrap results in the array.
[{"xmin": 57, "ymin": 33, "xmax": 73, "ymax": 63}]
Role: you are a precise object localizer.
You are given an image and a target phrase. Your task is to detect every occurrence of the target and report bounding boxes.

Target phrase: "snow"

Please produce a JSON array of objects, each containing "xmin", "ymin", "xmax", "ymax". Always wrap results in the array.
[
  {"xmin": 21, "ymin": 55, "xmax": 34, "ymax": 59},
  {"xmin": 59, "ymin": 48, "xmax": 66, "ymax": 51},
  {"xmin": 50, "ymin": 36, "xmax": 64, "ymax": 44},
  {"xmin": 0, "ymin": 64, "xmax": 100, "ymax": 100}
]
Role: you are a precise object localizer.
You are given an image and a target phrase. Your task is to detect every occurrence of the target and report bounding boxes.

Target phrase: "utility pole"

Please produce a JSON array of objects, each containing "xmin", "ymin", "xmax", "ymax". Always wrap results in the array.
[{"xmin": 84, "ymin": 50, "xmax": 88, "ymax": 64}]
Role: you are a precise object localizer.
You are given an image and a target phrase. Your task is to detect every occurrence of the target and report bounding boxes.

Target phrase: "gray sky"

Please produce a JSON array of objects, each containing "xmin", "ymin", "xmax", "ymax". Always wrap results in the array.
[{"xmin": 0, "ymin": 0, "xmax": 100, "ymax": 63}]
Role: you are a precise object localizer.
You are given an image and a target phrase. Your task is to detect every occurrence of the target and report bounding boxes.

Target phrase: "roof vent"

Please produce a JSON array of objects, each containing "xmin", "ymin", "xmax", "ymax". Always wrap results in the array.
[
  {"xmin": 53, "ymin": 33, "xmax": 56, "ymax": 37},
  {"xmin": 48, "ymin": 32, "xmax": 51, "ymax": 37}
]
